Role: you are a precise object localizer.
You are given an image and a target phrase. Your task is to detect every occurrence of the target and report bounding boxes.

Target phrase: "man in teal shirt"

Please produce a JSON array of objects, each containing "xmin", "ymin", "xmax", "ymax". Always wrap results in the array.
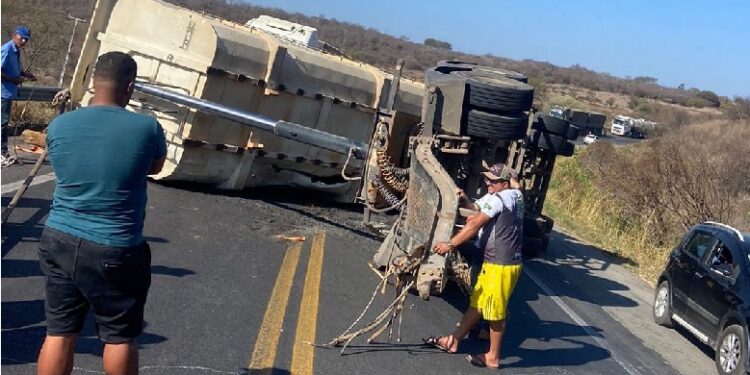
[{"xmin": 37, "ymin": 51, "xmax": 166, "ymax": 375}]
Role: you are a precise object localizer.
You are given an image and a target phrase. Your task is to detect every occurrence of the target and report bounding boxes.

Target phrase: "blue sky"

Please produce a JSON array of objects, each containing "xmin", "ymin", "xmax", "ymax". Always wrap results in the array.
[{"xmin": 244, "ymin": 0, "xmax": 750, "ymax": 97}]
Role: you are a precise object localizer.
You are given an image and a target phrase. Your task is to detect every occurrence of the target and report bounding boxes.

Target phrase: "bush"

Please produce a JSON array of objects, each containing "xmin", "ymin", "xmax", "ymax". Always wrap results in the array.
[{"xmin": 546, "ymin": 121, "xmax": 750, "ymax": 283}]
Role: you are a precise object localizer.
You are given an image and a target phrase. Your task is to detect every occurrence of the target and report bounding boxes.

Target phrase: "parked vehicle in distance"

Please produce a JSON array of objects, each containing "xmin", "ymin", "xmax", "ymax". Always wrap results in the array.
[
  {"xmin": 653, "ymin": 222, "xmax": 750, "ymax": 375},
  {"xmin": 611, "ymin": 115, "xmax": 652, "ymax": 138},
  {"xmin": 582, "ymin": 133, "xmax": 598, "ymax": 145}
]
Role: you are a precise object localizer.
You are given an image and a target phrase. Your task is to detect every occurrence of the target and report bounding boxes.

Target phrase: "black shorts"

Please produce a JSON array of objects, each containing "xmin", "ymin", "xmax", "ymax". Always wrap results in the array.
[{"xmin": 38, "ymin": 227, "xmax": 151, "ymax": 343}]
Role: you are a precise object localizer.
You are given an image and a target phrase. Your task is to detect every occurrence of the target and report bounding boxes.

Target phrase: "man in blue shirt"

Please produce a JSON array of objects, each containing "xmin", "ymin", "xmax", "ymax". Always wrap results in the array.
[
  {"xmin": 37, "ymin": 51, "xmax": 166, "ymax": 375},
  {"xmin": 1, "ymin": 26, "xmax": 36, "ymax": 164}
]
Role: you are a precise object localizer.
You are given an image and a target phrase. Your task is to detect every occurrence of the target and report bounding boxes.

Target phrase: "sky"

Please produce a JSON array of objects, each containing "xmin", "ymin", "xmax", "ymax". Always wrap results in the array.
[{"xmin": 243, "ymin": 0, "xmax": 750, "ymax": 97}]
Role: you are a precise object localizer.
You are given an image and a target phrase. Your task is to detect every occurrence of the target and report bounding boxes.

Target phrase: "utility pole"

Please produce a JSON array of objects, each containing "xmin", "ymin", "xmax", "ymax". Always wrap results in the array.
[{"xmin": 59, "ymin": 14, "xmax": 88, "ymax": 87}]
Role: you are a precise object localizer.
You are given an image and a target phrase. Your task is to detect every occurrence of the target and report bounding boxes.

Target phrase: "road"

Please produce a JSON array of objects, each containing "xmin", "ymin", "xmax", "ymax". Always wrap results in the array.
[{"xmin": 2, "ymin": 150, "xmax": 716, "ymax": 375}]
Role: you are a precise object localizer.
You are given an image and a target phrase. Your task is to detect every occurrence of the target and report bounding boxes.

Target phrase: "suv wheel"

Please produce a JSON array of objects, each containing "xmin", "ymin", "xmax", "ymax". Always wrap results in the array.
[
  {"xmin": 653, "ymin": 280, "xmax": 673, "ymax": 327},
  {"xmin": 716, "ymin": 325, "xmax": 747, "ymax": 375}
]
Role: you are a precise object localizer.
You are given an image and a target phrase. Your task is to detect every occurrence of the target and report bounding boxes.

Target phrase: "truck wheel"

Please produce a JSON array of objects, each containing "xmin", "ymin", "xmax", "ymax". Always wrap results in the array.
[
  {"xmin": 529, "ymin": 129, "xmax": 567, "ymax": 153},
  {"xmin": 540, "ymin": 215, "xmax": 555, "ymax": 233},
  {"xmin": 558, "ymin": 142, "xmax": 575, "ymax": 157},
  {"xmin": 524, "ymin": 216, "xmax": 550, "ymax": 238},
  {"xmin": 522, "ymin": 236, "xmax": 544, "ymax": 258},
  {"xmin": 716, "ymin": 325, "xmax": 747, "ymax": 375},
  {"xmin": 466, "ymin": 109, "xmax": 528, "ymax": 140},
  {"xmin": 533, "ymin": 115, "xmax": 569, "ymax": 135},
  {"xmin": 452, "ymin": 71, "xmax": 534, "ymax": 113},
  {"xmin": 524, "ymin": 218, "xmax": 544, "ymax": 238},
  {"xmin": 653, "ymin": 280, "xmax": 673, "ymax": 327},
  {"xmin": 532, "ymin": 115, "xmax": 580, "ymax": 140},
  {"xmin": 435, "ymin": 60, "xmax": 475, "ymax": 73},
  {"xmin": 467, "ymin": 66, "xmax": 528, "ymax": 83},
  {"xmin": 566, "ymin": 125, "xmax": 580, "ymax": 140}
]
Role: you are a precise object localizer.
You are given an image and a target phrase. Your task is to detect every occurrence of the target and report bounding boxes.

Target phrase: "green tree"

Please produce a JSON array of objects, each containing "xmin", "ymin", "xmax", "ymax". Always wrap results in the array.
[{"xmin": 423, "ymin": 38, "xmax": 452, "ymax": 50}]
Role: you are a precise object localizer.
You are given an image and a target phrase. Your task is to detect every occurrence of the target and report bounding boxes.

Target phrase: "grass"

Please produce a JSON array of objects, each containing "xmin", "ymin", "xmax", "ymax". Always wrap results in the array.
[{"xmin": 543, "ymin": 153, "xmax": 673, "ymax": 285}]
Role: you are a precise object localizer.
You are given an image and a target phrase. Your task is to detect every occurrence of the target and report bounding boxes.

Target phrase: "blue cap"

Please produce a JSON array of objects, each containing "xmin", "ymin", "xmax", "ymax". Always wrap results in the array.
[{"xmin": 14, "ymin": 26, "xmax": 31, "ymax": 40}]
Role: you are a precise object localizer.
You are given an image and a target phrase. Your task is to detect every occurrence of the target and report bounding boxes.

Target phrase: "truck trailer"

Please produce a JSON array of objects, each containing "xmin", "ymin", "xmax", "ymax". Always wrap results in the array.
[{"xmin": 68, "ymin": 0, "xmax": 579, "ymax": 298}]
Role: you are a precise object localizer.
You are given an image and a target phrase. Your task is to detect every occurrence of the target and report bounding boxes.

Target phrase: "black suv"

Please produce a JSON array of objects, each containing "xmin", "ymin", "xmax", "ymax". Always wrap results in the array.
[{"xmin": 654, "ymin": 222, "xmax": 750, "ymax": 375}]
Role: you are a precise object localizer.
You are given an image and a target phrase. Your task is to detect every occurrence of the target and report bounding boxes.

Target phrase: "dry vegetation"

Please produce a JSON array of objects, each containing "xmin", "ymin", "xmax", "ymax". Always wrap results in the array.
[
  {"xmin": 3, "ymin": 0, "xmax": 748, "ymax": 123},
  {"xmin": 546, "ymin": 120, "xmax": 750, "ymax": 283}
]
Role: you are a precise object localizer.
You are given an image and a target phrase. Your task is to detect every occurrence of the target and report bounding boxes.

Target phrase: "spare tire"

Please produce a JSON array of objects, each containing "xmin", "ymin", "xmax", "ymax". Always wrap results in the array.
[
  {"xmin": 558, "ymin": 142, "xmax": 575, "ymax": 157},
  {"xmin": 451, "ymin": 71, "xmax": 534, "ymax": 113},
  {"xmin": 540, "ymin": 214, "xmax": 555, "ymax": 233},
  {"xmin": 524, "ymin": 216, "xmax": 546, "ymax": 237},
  {"xmin": 466, "ymin": 109, "xmax": 528, "ymax": 140},
  {"xmin": 529, "ymin": 129, "xmax": 567, "ymax": 152},
  {"xmin": 471, "ymin": 66, "xmax": 528, "ymax": 83},
  {"xmin": 523, "ymin": 235, "xmax": 549, "ymax": 257},
  {"xmin": 532, "ymin": 115, "xmax": 580, "ymax": 140},
  {"xmin": 436, "ymin": 60, "xmax": 476, "ymax": 73}
]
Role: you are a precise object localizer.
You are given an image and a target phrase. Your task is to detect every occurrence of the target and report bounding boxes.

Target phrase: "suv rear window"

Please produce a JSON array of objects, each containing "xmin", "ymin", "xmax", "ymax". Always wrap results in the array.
[{"xmin": 684, "ymin": 231, "xmax": 718, "ymax": 260}]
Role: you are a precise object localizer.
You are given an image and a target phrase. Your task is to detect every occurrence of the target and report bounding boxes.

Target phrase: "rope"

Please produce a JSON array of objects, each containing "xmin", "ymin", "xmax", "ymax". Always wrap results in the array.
[{"xmin": 340, "ymin": 147, "xmax": 361, "ymax": 181}]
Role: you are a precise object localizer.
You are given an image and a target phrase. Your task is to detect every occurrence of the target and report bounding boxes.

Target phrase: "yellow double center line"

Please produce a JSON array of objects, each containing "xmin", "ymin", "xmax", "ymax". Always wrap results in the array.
[{"xmin": 247, "ymin": 231, "xmax": 326, "ymax": 375}]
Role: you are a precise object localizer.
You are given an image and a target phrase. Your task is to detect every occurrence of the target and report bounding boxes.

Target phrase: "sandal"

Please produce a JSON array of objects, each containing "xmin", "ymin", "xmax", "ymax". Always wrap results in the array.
[
  {"xmin": 421, "ymin": 335, "xmax": 456, "ymax": 353},
  {"xmin": 466, "ymin": 353, "xmax": 500, "ymax": 369}
]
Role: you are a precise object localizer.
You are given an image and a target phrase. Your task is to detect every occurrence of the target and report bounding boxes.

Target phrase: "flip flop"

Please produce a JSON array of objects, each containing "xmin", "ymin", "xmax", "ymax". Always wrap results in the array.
[
  {"xmin": 466, "ymin": 354, "xmax": 500, "ymax": 369},
  {"xmin": 421, "ymin": 336, "xmax": 455, "ymax": 353}
]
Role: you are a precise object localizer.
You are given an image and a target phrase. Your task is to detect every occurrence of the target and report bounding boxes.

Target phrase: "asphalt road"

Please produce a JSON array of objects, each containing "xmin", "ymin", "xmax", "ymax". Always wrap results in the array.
[{"xmin": 2, "ymin": 151, "xmax": 716, "ymax": 375}]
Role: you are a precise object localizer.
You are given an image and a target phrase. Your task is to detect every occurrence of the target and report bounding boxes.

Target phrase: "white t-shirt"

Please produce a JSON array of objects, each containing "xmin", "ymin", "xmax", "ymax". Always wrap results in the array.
[{"xmin": 474, "ymin": 189, "xmax": 524, "ymax": 247}]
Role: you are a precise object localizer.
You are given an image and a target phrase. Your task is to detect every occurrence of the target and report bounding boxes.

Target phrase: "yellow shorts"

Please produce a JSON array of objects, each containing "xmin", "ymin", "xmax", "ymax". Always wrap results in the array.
[{"xmin": 469, "ymin": 262, "xmax": 522, "ymax": 321}]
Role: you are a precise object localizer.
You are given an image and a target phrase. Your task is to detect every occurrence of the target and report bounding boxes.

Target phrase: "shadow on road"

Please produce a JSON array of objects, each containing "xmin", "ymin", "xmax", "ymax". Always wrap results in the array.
[
  {"xmin": 1, "ymin": 258, "xmax": 42, "ymax": 278},
  {"xmin": 1, "ymin": 197, "xmax": 50, "ymax": 257},
  {"xmin": 501, "ymin": 273, "xmax": 611, "ymax": 368},
  {"xmin": 1, "ymin": 314, "xmax": 167, "ymax": 366}
]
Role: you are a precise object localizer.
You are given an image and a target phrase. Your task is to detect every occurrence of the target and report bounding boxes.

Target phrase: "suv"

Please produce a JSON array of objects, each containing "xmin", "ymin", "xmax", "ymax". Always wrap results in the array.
[{"xmin": 654, "ymin": 222, "xmax": 750, "ymax": 375}]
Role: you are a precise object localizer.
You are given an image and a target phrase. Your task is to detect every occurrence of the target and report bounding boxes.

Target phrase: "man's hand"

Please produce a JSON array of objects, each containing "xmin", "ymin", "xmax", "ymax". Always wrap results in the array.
[
  {"xmin": 433, "ymin": 241, "xmax": 454, "ymax": 255},
  {"xmin": 22, "ymin": 72, "xmax": 36, "ymax": 81},
  {"xmin": 456, "ymin": 188, "xmax": 468, "ymax": 202}
]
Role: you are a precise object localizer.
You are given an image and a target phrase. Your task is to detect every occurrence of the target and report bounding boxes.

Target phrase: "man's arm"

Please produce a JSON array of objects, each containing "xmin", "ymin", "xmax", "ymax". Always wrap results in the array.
[
  {"xmin": 433, "ymin": 212, "xmax": 492, "ymax": 255},
  {"xmin": 149, "ymin": 121, "xmax": 167, "ymax": 175},
  {"xmin": 20, "ymin": 71, "xmax": 36, "ymax": 81}
]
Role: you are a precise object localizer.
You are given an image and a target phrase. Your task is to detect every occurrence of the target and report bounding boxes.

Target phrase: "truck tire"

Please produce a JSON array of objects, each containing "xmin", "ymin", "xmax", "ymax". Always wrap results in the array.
[
  {"xmin": 524, "ymin": 217, "xmax": 545, "ymax": 238},
  {"xmin": 435, "ymin": 60, "xmax": 475, "ymax": 73},
  {"xmin": 532, "ymin": 115, "xmax": 579, "ymax": 140},
  {"xmin": 523, "ymin": 234, "xmax": 549, "ymax": 257},
  {"xmin": 437, "ymin": 61, "xmax": 528, "ymax": 82},
  {"xmin": 529, "ymin": 129, "xmax": 567, "ymax": 153},
  {"xmin": 540, "ymin": 214, "xmax": 555, "ymax": 233},
  {"xmin": 567, "ymin": 125, "xmax": 580, "ymax": 141},
  {"xmin": 468, "ymin": 66, "xmax": 528, "ymax": 83},
  {"xmin": 466, "ymin": 109, "xmax": 528, "ymax": 140},
  {"xmin": 558, "ymin": 142, "xmax": 575, "ymax": 157},
  {"xmin": 452, "ymin": 71, "xmax": 534, "ymax": 113},
  {"xmin": 524, "ymin": 216, "xmax": 552, "ymax": 238}
]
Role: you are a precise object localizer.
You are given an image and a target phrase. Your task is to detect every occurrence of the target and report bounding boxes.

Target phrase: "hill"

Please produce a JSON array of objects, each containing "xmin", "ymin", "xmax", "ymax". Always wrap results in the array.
[{"xmin": 2, "ymin": 0, "xmax": 747, "ymax": 125}]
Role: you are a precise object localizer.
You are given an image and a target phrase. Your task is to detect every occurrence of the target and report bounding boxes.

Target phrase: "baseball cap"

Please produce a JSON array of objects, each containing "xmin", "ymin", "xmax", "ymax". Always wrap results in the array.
[
  {"xmin": 481, "ymin": 163, "xmax": 518, "ymax": 181},
  {"xmin": 14, "ymin": 26, "xmax": 31, "ymax": 40}
]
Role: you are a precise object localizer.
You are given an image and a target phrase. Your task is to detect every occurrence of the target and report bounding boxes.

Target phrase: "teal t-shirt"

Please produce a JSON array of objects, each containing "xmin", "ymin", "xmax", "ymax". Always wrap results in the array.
[{"xmin": 45, "ymin": 105, "xmax": 167, "ymax": 247}]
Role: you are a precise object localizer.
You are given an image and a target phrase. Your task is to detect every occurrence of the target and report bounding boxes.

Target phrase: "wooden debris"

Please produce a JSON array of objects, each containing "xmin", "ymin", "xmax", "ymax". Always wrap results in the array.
[
  {"xmin": 20, "ymin": 130, "xmax": 46, "ymax": 148},
  {"xmin": 274, "ymin": 234, "xmax": 306, "ymax": 242}
]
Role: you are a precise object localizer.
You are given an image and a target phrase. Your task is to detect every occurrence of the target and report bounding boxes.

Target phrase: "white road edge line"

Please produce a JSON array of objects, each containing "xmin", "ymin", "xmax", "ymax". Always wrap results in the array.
[
  {"xmin": 1, "ymin": 172, "xmax": 55, "ymax": 193},
  {"xmin": 524, "ymin": 267, "xmax": 643, "ymax": 375}
]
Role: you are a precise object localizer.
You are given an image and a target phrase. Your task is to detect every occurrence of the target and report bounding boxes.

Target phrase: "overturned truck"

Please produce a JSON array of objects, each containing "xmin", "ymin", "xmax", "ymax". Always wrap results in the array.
[{"xmin": 72, "ymin": 0, "xmax": 579, "ymax": 298}]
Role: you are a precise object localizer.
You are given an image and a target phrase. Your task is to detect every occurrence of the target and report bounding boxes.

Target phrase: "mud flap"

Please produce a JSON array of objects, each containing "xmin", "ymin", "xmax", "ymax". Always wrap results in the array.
[{"xmin": 372, "ymin": 139, "xmax": 458, "ymax": 300}]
